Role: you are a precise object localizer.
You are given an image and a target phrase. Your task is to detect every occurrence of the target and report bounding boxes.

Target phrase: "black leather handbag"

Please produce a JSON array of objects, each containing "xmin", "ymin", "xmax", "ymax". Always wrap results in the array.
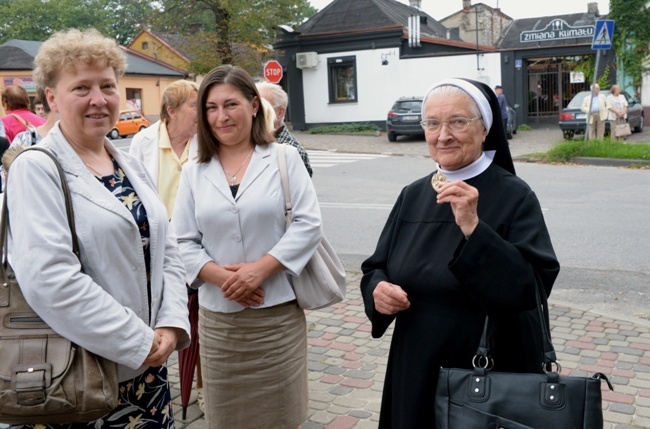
[{"xmin": 435, "ymin": 276, "xmax": 613, "ymax": 429}]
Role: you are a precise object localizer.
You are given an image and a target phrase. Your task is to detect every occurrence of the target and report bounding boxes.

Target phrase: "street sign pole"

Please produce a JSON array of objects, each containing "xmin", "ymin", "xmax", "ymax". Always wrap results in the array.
[{"xmin": 585, "ymin": 20, "xmax": 615, "ymax": 141}]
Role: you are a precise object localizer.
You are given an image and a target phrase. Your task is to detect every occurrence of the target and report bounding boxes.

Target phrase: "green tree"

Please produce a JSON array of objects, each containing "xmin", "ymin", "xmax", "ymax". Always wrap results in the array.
[
  {"xmin": 153, "ymin": 0, "xmax": 316, "ymax": 74},
  {"xmin": 0, "ymin": 0, "xmax": 155, "ymax": 45},
  {"xmin": 609, "ymin": 0, "xmax": 650, "ymax": 93},
  {"xmin": 103, "ymin": 0, "xmax": 158, "ymax": 45}
]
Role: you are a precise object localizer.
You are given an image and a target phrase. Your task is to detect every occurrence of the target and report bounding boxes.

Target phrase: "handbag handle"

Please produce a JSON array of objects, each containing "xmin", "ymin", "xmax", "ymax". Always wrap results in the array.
[
  {"xmin": 276, "ymin": 144, "xmax": 293, "ymax": 229},
  {"xmin": 0, "ymin": 147, "xmax": 80, "ymax": 281},
  {"xmin": 475, "ymin": 272, "xmax": 558, "ymax": 370}
]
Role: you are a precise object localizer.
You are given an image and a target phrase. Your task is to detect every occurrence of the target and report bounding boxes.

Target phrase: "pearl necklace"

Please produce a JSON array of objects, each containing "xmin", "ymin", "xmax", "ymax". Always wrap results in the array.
[{"xmin": 222, "ymin": 149, "xmax": 254, "ymax": 186}]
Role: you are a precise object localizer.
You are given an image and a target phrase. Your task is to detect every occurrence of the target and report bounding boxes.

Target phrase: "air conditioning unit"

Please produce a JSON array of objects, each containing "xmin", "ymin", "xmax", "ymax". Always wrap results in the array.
[{"xmin": 296, "ymin": 52, "xmax": 318, "ymax": 69}]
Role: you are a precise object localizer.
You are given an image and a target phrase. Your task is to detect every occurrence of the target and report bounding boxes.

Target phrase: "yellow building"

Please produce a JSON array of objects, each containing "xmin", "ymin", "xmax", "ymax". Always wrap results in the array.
[
  {"xmin": 128, "ymin": 29, "xmax": 191, "ymax": 72},
  {"xmin": 0, "ymin": 39, "xmax": 190, "ymax": 121}
]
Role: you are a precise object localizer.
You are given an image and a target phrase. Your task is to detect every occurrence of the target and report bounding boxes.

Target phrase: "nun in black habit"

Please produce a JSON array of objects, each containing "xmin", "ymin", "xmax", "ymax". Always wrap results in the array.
[{"xmin": 360, "ymin": 78, "xmax": 560, "ymax": 428}]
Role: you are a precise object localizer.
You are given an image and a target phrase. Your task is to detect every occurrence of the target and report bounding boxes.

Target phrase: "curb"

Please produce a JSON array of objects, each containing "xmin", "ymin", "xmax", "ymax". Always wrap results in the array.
[{"xmin": 571, "ymin": 157, "xmax": 650, "ymax": 168}]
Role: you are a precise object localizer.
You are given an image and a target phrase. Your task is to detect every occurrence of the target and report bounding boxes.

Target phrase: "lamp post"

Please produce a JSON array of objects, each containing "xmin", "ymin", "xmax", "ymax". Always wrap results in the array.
[{"xmin": 475, "ymin": 5, "xmax": 483, "ymax": 70}]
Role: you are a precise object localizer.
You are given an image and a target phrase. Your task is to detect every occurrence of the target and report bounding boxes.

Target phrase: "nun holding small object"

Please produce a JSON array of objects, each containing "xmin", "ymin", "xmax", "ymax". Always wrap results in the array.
[{"xmin": 360, "ymin": 78, "xmax": 561, "ymax": 428}]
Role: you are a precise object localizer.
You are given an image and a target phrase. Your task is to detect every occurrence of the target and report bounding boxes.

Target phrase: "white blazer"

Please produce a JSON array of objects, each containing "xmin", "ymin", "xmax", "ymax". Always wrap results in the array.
[
  {"xmin": 7, "ymin": 124, "xmax": 191, "ymax": 382},
  {"xmin": 129, "ymin": 120, "xmax": 199, "ymax": 187},
  {"xmin": 172, "ymin": 143, "xmax": 322, "ymax": 313}
]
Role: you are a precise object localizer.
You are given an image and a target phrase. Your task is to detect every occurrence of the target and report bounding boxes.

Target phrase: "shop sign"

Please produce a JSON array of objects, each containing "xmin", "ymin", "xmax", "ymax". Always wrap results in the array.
[
  {"xmin": 3, "ymin": 77, "xmax": 36, "ymax": 92},
  {"xmin": 520, "ymin": 19, "xmax": 594, "ymax": 43},
  {"xmin": 570, "ymin": 72, "xmax": 585, "ymax": 83}
]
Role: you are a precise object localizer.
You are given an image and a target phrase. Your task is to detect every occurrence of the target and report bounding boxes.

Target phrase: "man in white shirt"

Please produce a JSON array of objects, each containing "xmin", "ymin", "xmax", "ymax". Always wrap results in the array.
[{"xmin": 580, "ymin": 84, "xmax": 608, "ymax": 140}]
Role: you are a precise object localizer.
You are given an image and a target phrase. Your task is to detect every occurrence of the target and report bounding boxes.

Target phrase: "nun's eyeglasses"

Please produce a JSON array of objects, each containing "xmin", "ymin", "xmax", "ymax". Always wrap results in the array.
[{"xmin": 420, "ymin": 117, "xmax": 481, "ymax": 133}]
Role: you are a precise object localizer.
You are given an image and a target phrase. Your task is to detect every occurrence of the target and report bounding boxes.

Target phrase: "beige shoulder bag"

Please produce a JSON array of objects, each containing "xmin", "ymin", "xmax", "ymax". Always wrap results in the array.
[
  {"xmin": 0, "ymin": 147, "xmax": 118, "ymax": 424},
  {"xmin": 277, "ymin": 144, "xmax": 346, "ymax": 310}
]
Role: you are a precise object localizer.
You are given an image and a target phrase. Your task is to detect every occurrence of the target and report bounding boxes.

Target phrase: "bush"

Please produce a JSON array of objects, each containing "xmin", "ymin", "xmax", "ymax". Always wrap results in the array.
[
  {"xmin": 518, "ymin": 123, "xmax": 532, "ymax": 131},
  {"xmin": 308, "ymin": 122, "xmax": 380, "ymax": 134}
]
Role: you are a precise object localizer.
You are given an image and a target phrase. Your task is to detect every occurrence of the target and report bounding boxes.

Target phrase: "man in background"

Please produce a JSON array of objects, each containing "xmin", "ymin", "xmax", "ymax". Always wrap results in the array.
[
  {"xmin": 580, "ymin": 83, "xmax": 608, "ymax": 140},
  {"xmin": 33, "ymin": 96, "xmax": 47, "ymax": 119},
  {"xmin": 257, "ymin": 82, "xmax": 313, "ymax": 177},
  {"xmin": 495, "ymin": 85, "xmax": 508, "ymax": 134}
]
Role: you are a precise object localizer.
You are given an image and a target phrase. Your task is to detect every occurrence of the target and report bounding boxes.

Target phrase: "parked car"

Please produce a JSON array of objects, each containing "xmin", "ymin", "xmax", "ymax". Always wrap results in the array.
[
  {"xmin": 559, "ymin": 90, "xmax": 644, "ymax": 140},
  {"xmin": 107, "ymin": 110, "xmax": 150, "ymax": 139},
  {"xmin": 386, "ymin": 96, "xmax": 424, "ymax": 142},
  {"xmin": 506, "ymin": 104, "xmax": 519, "ymax": 139}
]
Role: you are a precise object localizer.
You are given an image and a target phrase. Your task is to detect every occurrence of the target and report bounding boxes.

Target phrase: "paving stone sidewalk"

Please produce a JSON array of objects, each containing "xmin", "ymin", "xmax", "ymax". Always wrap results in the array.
[{"xmin": 171, "ymin": 271, "xmax": 650, "ymax": 429}]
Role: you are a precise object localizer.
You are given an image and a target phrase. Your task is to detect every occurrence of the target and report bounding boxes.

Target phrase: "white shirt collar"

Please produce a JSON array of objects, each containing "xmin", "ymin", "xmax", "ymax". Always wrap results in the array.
[{"xmin": 437, "ymin": 150, "xmax": 495, "ymax": 181}]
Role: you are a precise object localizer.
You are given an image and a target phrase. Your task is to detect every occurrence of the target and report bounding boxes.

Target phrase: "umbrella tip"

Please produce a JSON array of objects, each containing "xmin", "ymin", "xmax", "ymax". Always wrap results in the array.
[{"xmin": 182, "ymin": 408, "xmax": 187, "ymax": 420}]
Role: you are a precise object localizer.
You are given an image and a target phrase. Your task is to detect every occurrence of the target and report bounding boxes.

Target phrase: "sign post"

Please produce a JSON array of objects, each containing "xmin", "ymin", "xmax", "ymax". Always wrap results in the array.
[
  {"xmin": 584, "ymin": 20, "xmax": 615, "ymax": 141},
  {"xmin": 264, "ymin": 60, "xmax": 283, "ymax": 84}
]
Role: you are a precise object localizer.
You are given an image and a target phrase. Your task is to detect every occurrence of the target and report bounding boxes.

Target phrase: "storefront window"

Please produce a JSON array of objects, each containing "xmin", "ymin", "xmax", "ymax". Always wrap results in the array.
[{"xmin": 328, "ymin": 56, "xmax": 357, "ymax": 103}]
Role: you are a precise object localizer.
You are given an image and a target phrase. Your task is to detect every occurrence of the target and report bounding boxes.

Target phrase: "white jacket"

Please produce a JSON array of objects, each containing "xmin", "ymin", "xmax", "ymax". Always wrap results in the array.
[
  {"xmin": 172, "ymin": 143, "xmax": 322, "ymax": 313},
  {"xmin": 581, "ymin": 93, "xmax": 608, "ymax": 123},
  {"xmin": 129, "ymin": 120, "xmax": 198, "ymax": 187},
  {"xmin": 6, "ymin": 124, "xmax": 190, "ymax": 381}
]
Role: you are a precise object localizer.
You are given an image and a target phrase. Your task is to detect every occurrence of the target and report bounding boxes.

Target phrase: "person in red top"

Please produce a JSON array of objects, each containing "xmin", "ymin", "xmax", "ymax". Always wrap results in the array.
[{"xmin": 1, "ymin": 85, "xmax": 46, "ymax": 143}]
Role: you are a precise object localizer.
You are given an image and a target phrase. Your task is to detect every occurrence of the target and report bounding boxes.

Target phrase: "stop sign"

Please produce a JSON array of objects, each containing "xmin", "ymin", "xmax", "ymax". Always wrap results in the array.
[{"xmin": 264, "ymin": 60, "xmax": 283, "ymax": 84}]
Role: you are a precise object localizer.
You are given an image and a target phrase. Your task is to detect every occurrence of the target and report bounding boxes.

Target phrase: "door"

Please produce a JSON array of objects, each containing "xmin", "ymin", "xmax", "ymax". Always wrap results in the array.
[{"xmin": 527, "ymin": 57, "xmax": 590, "ymax": 122}]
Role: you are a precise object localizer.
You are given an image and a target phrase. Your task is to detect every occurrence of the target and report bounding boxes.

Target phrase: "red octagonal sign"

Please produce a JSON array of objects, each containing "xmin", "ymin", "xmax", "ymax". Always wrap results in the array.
[{"xmin": 264, "ymin": 60, "xmax": 283, "ymax": 84}]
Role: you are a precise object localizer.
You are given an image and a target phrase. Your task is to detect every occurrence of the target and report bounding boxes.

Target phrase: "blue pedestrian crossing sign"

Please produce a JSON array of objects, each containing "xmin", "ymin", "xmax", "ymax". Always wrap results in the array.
[{"xmin": 592, "ymin": 20, "xmax": 614, "ymax": 50}]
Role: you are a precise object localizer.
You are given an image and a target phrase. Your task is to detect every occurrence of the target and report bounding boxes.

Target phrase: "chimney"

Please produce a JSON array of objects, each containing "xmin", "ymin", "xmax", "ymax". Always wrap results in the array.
[
  {"xmin": 463, "ymin": 0, "xmax": 471, "ymax": 10},
  {"xmin": 587, "ymin": 2, "xmax": 599, "ymax": 15},
  {"xmin": 409, "ymin": 0, "xmax": 421, "ymax": 8}
]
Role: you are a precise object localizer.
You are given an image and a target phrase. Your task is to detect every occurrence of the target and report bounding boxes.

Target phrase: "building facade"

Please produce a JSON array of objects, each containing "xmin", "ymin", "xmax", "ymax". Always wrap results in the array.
[
  {"xmin": 273, "ymin": 0, "xmax": 496, "ymax": 130},
  {"xmin": 272, "ymin": 0, "xmax": 630, "ymax": 131},
  {"xmin": 440, "ymin": 0, "xmax": 513, "ymax": 48},
  {"xmin": 0, "ymin": 39, "xmax": 188, "ymax": 120}
]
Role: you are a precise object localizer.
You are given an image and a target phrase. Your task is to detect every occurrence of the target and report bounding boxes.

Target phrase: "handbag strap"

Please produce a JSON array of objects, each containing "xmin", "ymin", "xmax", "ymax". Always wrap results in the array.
[
  {"xmin": 9, "ymin": 114, "xmax": 38, "ymax": 145},
  {"xmin": 475, "ymin": 272, "xmax": 557, "ymax": 369},
  {"xmin": 9, "ymin": 113, "xmax": 35, "ymax": 130},
  {"xmin": 277, "ymin": 144, "xmax": 293, "ymax": 229},
  {"xmin": 0, "ymin": 147, "xmax": 80, "ymax": 281}
]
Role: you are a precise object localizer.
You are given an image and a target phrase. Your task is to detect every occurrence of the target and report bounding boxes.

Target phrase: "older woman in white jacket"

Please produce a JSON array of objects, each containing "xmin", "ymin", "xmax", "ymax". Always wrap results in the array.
[
  {"xmin": 129, "ymin": 79, "xmax": 199, "ymax": 218},
  {"xmin": 7, "ymin": 29, "xmax": 190, "ymax": 428}
]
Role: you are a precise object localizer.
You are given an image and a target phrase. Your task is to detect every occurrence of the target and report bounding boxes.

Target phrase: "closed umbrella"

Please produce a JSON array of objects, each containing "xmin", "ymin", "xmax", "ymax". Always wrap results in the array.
[{"xmin": 178, "ymin": 290, "xmax": 199, "ymax": 420}]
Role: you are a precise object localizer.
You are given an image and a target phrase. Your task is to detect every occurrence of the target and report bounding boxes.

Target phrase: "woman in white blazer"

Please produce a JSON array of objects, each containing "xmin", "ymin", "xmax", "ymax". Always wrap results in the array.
[
  {"xmin": 172, "ymin": 65, "xmax": 322, "ymax": 429},
  {"xmin": 7, "ymin": 29, "xmax": 190, "ymax": 428}
]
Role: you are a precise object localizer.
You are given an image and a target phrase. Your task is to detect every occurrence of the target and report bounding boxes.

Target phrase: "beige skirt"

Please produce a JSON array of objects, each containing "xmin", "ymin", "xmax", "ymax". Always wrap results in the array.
[{"xmin": 199, "ymin": 301, "xmax": 308, "ymax": 429}]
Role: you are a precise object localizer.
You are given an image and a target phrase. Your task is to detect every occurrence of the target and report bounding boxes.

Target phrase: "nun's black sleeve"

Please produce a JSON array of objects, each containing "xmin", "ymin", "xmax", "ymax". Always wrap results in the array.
[
  {"xmin": 360, "ymin": 188, "xmax": 405, "ymax": 338},
  {"xmin": 449, "ymin": 187, "xmax": 560, "ymax": 315}
]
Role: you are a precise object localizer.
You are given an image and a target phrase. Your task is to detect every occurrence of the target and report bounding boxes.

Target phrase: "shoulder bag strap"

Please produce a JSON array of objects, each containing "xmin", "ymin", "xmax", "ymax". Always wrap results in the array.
[
  {"xmin": 8, "ymin": 114, "xmax": 38, "ymax": 145},
  {"xmin": 0, "ymin": 147, "xmax": 80, "ymax": 280},
  {"xmin": 9, "ymin": 113, "xmax": 34, "ymax": 130},
  {"xmin": 476, "ymin": 272, "xmax": 557, "ymax": 369},
  {"xmin": 276, "ymin": 144, "xmax": 293, "ymax": 229}
]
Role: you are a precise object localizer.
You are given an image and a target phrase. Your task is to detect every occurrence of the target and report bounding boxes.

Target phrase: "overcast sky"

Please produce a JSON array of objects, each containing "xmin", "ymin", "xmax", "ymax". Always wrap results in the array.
[{"xmin": 307, "ymin": 0, "xmax": 610, "ymax": 20}]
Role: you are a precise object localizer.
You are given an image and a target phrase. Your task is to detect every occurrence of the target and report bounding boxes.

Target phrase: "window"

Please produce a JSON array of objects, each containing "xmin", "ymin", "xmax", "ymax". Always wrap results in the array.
[
  {"xmin": 126, "ymin": 88, "xmax": 143, "ymax": 111},
  {"xmin": 132, "ymin": 112, "xmax": 142, "ymax": 120},
  {"xmin": 120, "ymin": 112, "xmax": 131, "ymax": 121},
  {"xmin": 142, "ymin": 41, "xmax": 149, "ymax": 50},
  {"xmin": 327, "ymin": 56, "xmax": 357, "ymax": 103}
]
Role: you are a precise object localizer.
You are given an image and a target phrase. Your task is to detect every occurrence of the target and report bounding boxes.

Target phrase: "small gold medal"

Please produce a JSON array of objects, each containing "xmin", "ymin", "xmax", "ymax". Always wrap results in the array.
[{"xmin": 431, "ymin": 172, "xmax": 448, "ymax": 192}]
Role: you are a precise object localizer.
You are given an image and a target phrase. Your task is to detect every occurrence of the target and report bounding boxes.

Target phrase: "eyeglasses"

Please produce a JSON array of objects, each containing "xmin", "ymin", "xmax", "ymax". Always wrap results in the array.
[{"xmin": 420, "ymin": 117, "xmax": 482, "ymax": 133}]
